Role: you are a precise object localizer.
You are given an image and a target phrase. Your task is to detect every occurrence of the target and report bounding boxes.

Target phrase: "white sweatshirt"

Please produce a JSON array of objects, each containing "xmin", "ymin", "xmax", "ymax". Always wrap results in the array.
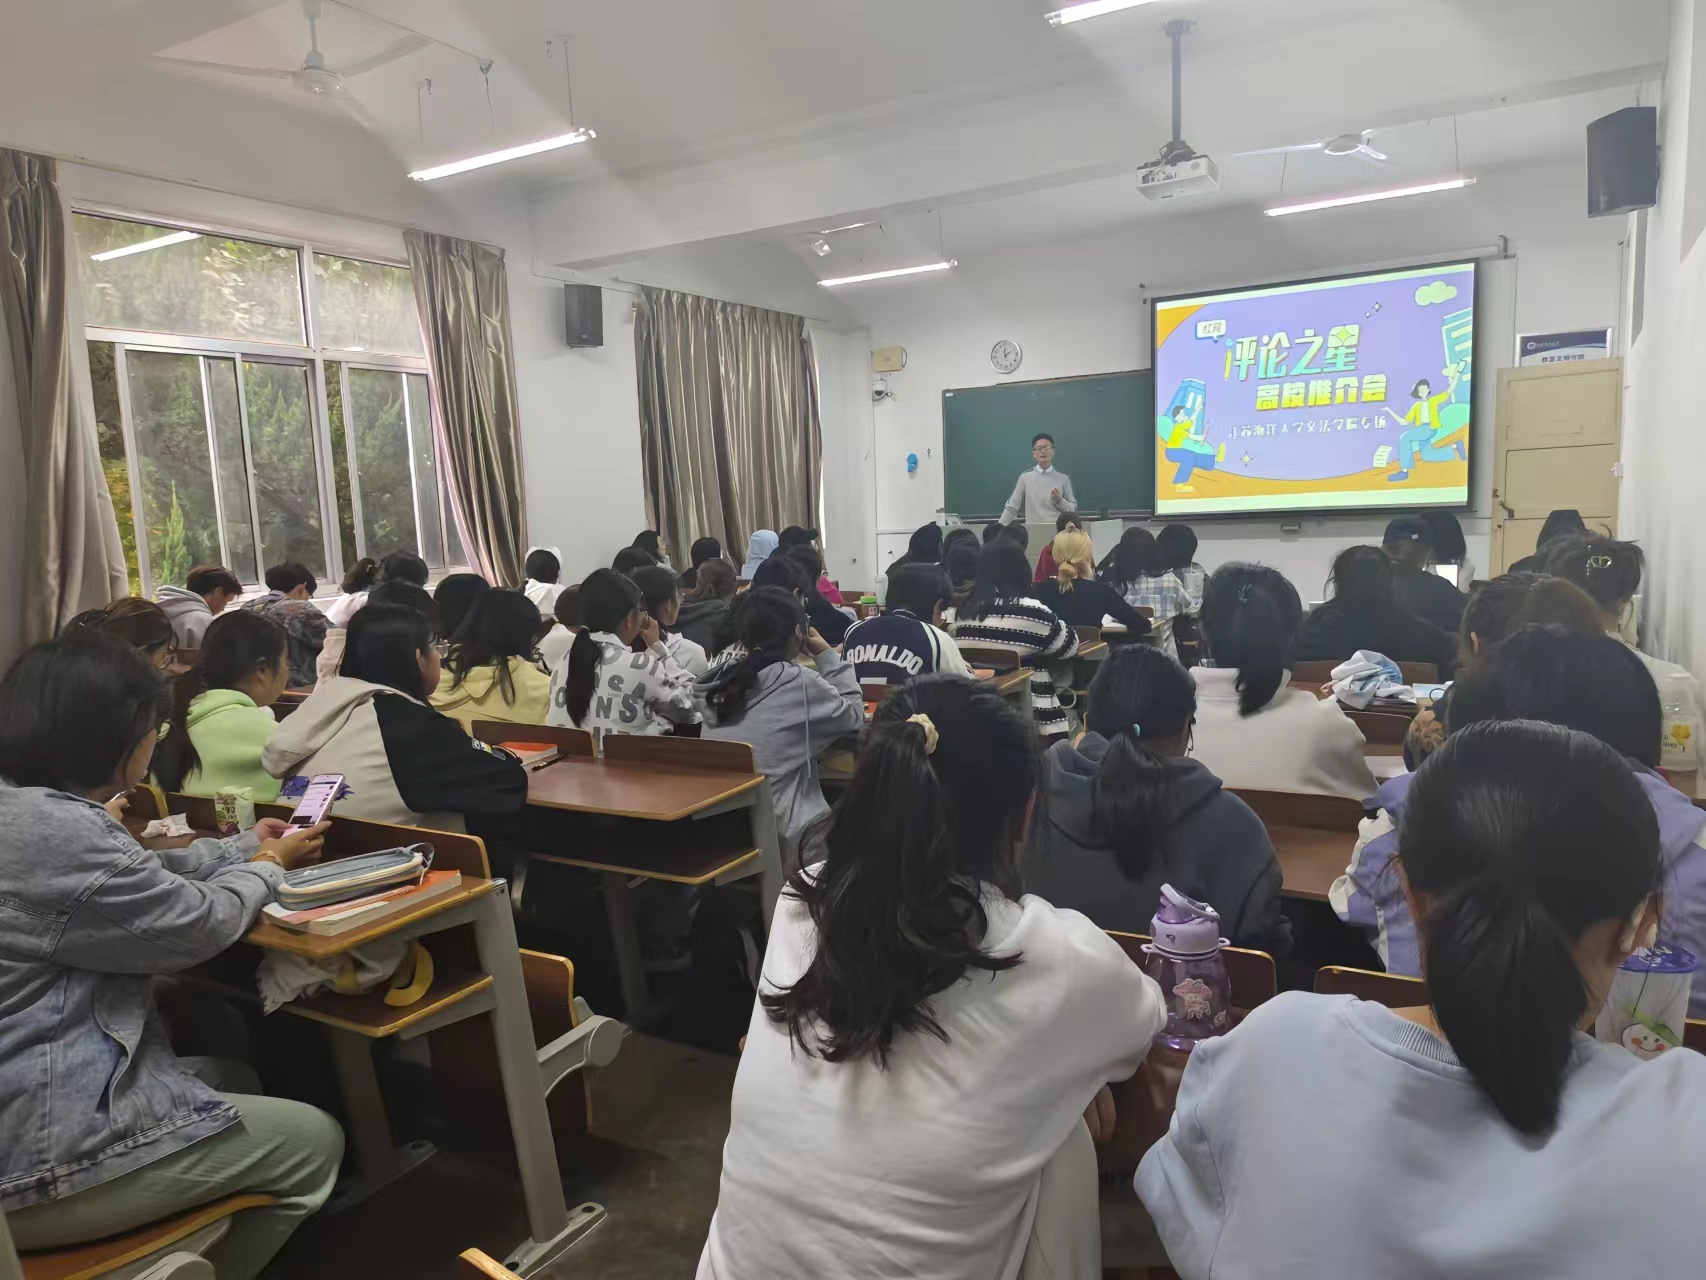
[{"xmin": 1188, "ymin": 666, "xmax": 1378, "ymax": 799}]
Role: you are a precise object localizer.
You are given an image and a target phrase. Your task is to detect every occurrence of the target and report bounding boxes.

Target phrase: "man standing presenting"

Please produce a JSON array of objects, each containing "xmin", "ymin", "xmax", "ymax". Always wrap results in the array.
[{"xmin": 1000, "ymin": 433, "xmax": 1078, "ymax": 526}]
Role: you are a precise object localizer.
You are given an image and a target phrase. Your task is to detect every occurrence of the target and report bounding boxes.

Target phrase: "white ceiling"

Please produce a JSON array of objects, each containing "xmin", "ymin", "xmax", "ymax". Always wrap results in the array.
[{"xmin": 0, "ymin": 0, "xmax": 1672, "ymax": 279}]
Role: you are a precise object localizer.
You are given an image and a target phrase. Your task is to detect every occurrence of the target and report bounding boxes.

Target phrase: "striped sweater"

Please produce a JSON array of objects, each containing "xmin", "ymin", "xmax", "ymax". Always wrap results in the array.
[{"xmin": 951, "ymin": 598, "xmax": 1080, "ymax": 741}]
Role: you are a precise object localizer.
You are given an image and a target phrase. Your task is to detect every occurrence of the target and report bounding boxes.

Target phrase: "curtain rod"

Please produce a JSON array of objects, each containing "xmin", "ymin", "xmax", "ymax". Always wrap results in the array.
[{"xmin": 0, "ymin": 140, "xmax": 505, "ymax": 255}]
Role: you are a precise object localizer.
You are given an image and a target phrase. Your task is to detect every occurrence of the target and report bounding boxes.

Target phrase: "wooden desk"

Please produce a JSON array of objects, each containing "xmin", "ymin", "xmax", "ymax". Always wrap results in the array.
[
  {"xmin": 520, "ymin": 746, "xmax": 781, "ymax": 1026},
  {"xmin": 1269, "ymin": 825, "xmax": 1352, "ymax": 903},
  {"xmin": 992, "ymin": 668, "xmax": 1033, "ymax": 701},
  {"xmin": 155, "ymin": 798, "xmax": 618, "ymax": 1275},
  {"xmin": 1076, "ymin": 640, "xmax": 1108, "ymax": 663}
]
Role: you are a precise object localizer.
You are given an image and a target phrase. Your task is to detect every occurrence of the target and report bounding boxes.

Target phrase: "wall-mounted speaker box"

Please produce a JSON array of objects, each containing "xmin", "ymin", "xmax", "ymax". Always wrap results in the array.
[
  {"xmin": 1587, "ymin": 106, "xmax": 1659, "ymax": 218},
  {"xmin": 564, "ymin": 283, "xmax": 604, "ymax": 347}
]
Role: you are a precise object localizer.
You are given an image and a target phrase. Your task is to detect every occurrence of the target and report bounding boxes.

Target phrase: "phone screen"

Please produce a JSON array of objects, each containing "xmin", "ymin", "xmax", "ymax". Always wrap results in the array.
[{"xmin": 286, "ymin": 773, "xmax": 343, "ymax": 833}]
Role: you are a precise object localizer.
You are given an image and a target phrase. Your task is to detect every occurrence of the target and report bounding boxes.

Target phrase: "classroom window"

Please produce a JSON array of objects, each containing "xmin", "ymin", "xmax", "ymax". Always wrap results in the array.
[{"xmin": 75, "ymin": 211, "xmax": 465, "ymax": 594}]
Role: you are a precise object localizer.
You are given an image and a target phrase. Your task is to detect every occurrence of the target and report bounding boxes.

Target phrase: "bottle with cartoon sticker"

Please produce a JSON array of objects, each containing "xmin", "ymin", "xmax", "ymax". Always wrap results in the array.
[
  {"xmin": 1660, "ymin": 672, "xmax": 1700, "ymax": 786},
  {"xmin": 1594, "ymin": 942, "xmax": 1698, "ymax": 1060},
  {"xmin": 1142, "ymin": 885, "xmax": 1233, "ymax": 1053}
]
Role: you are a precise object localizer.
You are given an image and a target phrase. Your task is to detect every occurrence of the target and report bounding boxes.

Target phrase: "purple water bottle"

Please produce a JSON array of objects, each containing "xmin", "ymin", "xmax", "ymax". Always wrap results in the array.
[{"xmin": 1142, "ymin": 885, "xmax": 1233, "ymax": 1052}]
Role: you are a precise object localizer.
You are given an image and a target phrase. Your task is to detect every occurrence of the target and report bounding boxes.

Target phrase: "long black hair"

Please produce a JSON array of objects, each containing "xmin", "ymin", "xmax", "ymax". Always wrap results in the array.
[
  {"xmin": 61, "ymin": 598, "xmax": 176, "ymax": 666},
  {"xmin": 1326, "ymin": 545, "xmax": 1397, "ymax": 611},
  {"xmin": 1447, "ymin": 626, "xmax": 1663, "ymax": 768},
  {"xmin": 445, "ymin": 589, "xmax": 543, "ymax": 706},
  {"xmin": 1400, "ymin": 721, "xmax": 1660, "ymax": 1136},
  {"xmin": 1103, "ymin": 527, "xmax": 1166, "ymax": 588},
  {"xmin": 434, "ymin": 572, "xmax": 491, "ymax": 644},
  {"xmin": 1082, "ymin": 646, "xmax": 1197, "ymax": 880},
  {"xmin": 1198, "ymin": 563, "xmax": 1302, "ymax": 716},
  {"xmin": 340, "ymin": 603, "xmax": 437, "ymax": 700},
  {"xmin": 763, "ymin": 674, "xmax": 1038, "ymax": 1064},
  {"xmin": 629, "ymin": 564, "xmax": 682, "ymax": 621},
  {"xmin": 704, "ymin": 587, "xmax": 804, "ymax": 724},
  {"xmin": 631, "ymin": 529, "xmax": 665, "ymax": 561},
  {"xmin": 962, "ymin": 538, "xmax": 1034, "ymax": 622},
  {"xmin": 1420, "ymin": 511, "xmax": 1467, "ymax": 565},
  {"xmin": 562, "ymin": 569, "xmax": 643, "ymax": 727},
  {"xmin": 903, "ymin": 523, "xmax": 943, "ymax": 565},
  {"xmin": 1156, "ymin": 523, "xmax": 1198, "ymax": 572},
  {"xmin": 751, "ymin": 552, "xmax": 808, "ymax": 595},
  {"xmin": 379, "ymin": 549, "xmax": 429, "ymax": 588},
  {"xmin": 1, "ymin": 633, "xmax": 171, "ymax": 796},
  {"xmin": 785, "ymin": 545, "xmax": 831, "ymax": 608},
  {"xmin": 156, "ymin": 611, "xmax": 287, "ymax": 791},
  {"xmin": 1457, "ymin": 573, "xmax": 1602, "ymax": 668},
  {"xmin": 612, "ymin": 545, "xmax": 660, "ymax": 576}
]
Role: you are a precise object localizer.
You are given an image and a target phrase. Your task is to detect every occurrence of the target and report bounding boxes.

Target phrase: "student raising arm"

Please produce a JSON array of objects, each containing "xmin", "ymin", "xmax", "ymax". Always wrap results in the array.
[
  {"xmin": 548, "ymin": 568, "xmax": 700, "ymax": 750},
  {"xmin": 699, "ymin": 676, "xmax": 1165, "ymax": 1280},
  {"xmin": 1139, "ymin": 722, "xmax": 1706, "ymax": 1278},
  {"xmin": 697, "ymin": 588, "xmax": 864, "ymax": 869},
  {"xmin": 0, "ymin": 634, "xmax": 340, "ymax": 1280}
]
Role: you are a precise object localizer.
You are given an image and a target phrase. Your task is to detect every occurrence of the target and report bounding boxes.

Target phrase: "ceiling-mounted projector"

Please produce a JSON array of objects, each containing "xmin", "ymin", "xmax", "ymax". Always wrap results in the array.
[{"xmin": 1136, "ymin": 20, "xmax": 1220, "ymax": 202}]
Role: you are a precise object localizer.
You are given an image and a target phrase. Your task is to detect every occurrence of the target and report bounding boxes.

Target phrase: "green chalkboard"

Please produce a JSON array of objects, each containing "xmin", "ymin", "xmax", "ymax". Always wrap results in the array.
[{"xmin": 942, "ymin": 370, "xmax": 1155, "ymax": 519}]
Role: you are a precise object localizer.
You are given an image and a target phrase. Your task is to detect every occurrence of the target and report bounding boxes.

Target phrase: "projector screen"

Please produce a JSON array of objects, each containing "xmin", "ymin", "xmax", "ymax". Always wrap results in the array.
[{"xmin": 1152, "ymin": 260, "xmax": 1476, "ymax": 517}]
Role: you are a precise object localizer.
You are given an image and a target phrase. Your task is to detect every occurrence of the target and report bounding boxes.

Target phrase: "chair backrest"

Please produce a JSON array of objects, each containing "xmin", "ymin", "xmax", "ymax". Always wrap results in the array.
[
  {"xmin": 1230, "ymin": 788, "xmax": 1364, "ymax": 832},
  {"xmin": 1313, "ymin": 966, "xmax": 1427, "ymax": 1006},
  {"xmin": 123, "ymin": 783, "xmax": 169, "ymax": 823},
  {"xmin": 601, "ymin": 733, "xmax": 757, "ymax": 774},
  {"xmin": 1289, "ymin": 659, "xmax": 1338, "ymax": 687},
  {"xmin": 953, "ymin": 644, "xmax": 1021, "ymax": 672},
  {"xmin": 469, "ymin": 720, "xmax": 594, "ymax": 760},
  {"xmin": 1107, "ymin": 931, "xmax": 1278, "ymax": 1011},
  {"xmin": 1345, "ymin": 710, "xmax": 1411, "ymax": 745},
  {"xmin": 1074, "ymin": 624, "xmax": 1103, "ymax": 646},
  {"xmin": 1397, "ymin": 661, "xmax": 1440, "ymax": 684},
  {"xmin": 164, "ymin": 793, "xmax": 493, "ymax": 878}
]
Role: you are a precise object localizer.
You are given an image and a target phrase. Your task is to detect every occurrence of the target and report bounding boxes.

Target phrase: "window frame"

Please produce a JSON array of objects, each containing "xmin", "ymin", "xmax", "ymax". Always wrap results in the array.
[{"xmin": 76, "ymin": 205, "xmax": 460, "ymax": 595}]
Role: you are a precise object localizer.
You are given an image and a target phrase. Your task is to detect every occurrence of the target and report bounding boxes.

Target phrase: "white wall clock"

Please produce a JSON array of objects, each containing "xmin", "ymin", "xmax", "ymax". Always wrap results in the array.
[{"xmin": 989, "ymin": 338, "xmax": 1023, "ymax": 374}]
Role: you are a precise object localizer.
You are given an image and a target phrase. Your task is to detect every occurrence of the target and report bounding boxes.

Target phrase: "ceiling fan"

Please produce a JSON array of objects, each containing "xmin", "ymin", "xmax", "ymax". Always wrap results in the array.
[
  {"xmin": 1237, "ymin": 130, "xmax": 1389, "ymax": 162},
  {"xmin": 159, "ymin": 0, "xmax": 429, "ymax": 106}
]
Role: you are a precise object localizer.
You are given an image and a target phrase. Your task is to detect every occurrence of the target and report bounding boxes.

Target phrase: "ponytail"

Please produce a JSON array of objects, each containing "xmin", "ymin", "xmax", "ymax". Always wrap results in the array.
[
  {"xmin": 563, "ymin": 568, "xmax": 644, "ymax": 727},
  {"xmin": 154, "ymin": 610, "xmax": 287, "ymax": 791},
  {"xmin": 1083, "ymin": 645, "xmax": 1197, "ymax": 880},
  {"xmin": 1399, "ymin": 721, "xmax": 1661, "ymax": 1137},
  {"xmin": 763, "ymin": 675, "xmax": 1038, "ymax": 1065},
  {"xmin": 341, "ymin": 556, "xmax": 379, "ymax": 594},
  {"xmin": 1198, "ymin": 563, "xmax": 1302, "ymax": 717},
  {"xmin": 1053, "ymin": 529, "xmax": 1094, "ymax": 593},
  {"xmin": 705, "ymin": 587, "xmax": 803, "ymax": 724}
]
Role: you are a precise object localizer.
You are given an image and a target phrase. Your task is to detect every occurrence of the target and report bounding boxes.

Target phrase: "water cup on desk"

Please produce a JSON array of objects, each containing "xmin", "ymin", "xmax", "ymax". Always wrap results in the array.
[
  {"xmin": 1595, "ymin": 943, "xmax": 1698, "ymax": 1060},
  {"xmin": 1142, "ymin": 885, "xmax": 1232, "ymax": 1053}
]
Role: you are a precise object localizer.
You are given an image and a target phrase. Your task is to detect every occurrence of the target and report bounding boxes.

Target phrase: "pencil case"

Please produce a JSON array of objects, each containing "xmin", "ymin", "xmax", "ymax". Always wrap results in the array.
[{"xmin": 277, "ymin": 844, "xmax": 433, "ymax": 910}]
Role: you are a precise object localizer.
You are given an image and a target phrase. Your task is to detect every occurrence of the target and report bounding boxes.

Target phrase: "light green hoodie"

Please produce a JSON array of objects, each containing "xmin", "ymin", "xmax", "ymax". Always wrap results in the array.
[{"xmin": 183, "ymin": 688, "xmax": 282, "ymax": 802}]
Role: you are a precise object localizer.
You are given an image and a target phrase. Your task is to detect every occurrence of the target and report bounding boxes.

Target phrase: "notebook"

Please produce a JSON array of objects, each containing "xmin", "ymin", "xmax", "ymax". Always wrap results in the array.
[{"xmin": 262, "ymin": 869, "xmax": 463, "ymax": 936}]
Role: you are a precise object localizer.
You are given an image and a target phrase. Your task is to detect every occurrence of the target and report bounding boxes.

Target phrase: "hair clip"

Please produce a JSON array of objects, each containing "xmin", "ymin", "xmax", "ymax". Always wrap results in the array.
[
  {"xmin": 905, "ymin": 713, "xmax": 939, "ymax": 755},
  {"xmin": 1587, "ymin": 554, "xmax": 1614, "ymax": 572},
  {"xmin": 1237, "ymin": 583, "xmax": 1254, "ymax": 602},
  {"xmin": 1131, "ymin": 723, "xmax": 1143, "ymax": 737}
]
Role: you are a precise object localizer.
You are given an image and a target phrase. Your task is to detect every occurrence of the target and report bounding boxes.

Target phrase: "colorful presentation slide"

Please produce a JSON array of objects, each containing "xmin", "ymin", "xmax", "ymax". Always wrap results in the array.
[{"xmin": 1152, "ymin": 261, "xmax": 1475, "ymax": 517}]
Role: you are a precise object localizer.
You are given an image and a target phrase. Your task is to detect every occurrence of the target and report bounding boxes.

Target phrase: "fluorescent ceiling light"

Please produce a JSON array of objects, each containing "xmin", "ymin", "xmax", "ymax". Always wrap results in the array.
[
  {"xmin": 1045, "ymin": 0, "xmax": 1165, "ymax": 26},
  {"xmin": 90, "ymin": 230, "xmax": 200, "ymax": 262},
  {"xmin": 1265, "ymin": 176, "xmax": 1476, "ymax": 217},
  {"xmin": 818, "ymin": 260, "xmax": 957, "ymax": 287},
  {"xmin": 408, "ymin": 128, "xmax": 595, "ymax": 182}
]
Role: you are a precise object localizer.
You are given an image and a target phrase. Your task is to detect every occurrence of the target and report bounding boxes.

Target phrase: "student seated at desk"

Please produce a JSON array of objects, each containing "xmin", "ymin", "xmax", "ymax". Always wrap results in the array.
[
  {"xmin": 779, "ymin": 525, "xmax": 845, "ymax": 606},
  {"xmin": 153, "ymin": 610, "xmax": 290, "ymax": 803},
  {"xmin": 1027, "ymin": 646, "xmax": 1290, "ymax": 955},
  {"xmin": 317, "ymin": 552, "xmax": 431, "ymax": 680},
  {"xmin": 1138, "ymin": 722, "xmax": 1706, "ymax": 1280},
  {"xmin": 522, "ymin": 547, "xmax": 565, "ymax": 619},
  {"xmin": 1157, "ymin": 523, "xmax": 1206, "ymax": 612},
  {"xmin": 60, "ymin": 597, "xmax": 178, "ymax": 673},
  {"xmin": 434, "ymin": 571, "xmax": 492, "ymax": 648},
  {"xmin": 951, "ymin": 538, "xmax": 1079, "ymax": 744},
  {"xmin": 1336, "ymin": 627, "xmax": 1706, "ymax": 1009},
  {"xmin": 631, "ymin": 565, "xmax": 711, "ymax": 677},
  {"xmin": 266, "ymin": 603, "xmax": 528, "ymax": 831},
  {"xmin": 1545, "ymin": 534, "xmax": 1701, "ymax": 704},
  {"xmin": 1403, "ymin": 572, "xmax": 1603, "ymax": 766},
  {"xmin": 430, "ymin": 589, "xmax": 553, "ymax": 731},
  {"xmin": 677, "ymin": 560, "xmax": 736, "ymax": 658},
  {"xmin": 678, "ymin": 535, "xmax": 724, "ymax": 590},
  {"xmin": 155, "ymin": 564, "xmax": 242, "ymax": 649},
  {"xmin": 241, "ymin": 562, "xmax": 328, "ymax": 688},
  {"xmin": 548, "ymin": 568, "xmax": 700, "ymax": 750},
  {"xmin": 1030, "ymin": 511, "xmax": 1082, "ymax": 584},
  {"xmin": 1033, "ymin": 528, "xmax": 1153, "ymax": 635},
  {"xmin": 697, "ymin": 588, "xmax": 864, "ymax": 869},
  {"xmin": 538, "ymin": 582, "xmax": 581, "ymax": 674},
  {"xmin": 781, "ymin": 546, "xmax": 853, "ymax": 646},
  {"xmin": 1295, "ymin": 545, "xmax": 1458, "ymax": 672},
  {"xmin": 0, "ymin": 634, "xmax": 340, "ymax": 1280},
  {"xmin": 699, "ymin": 676, "xmax": 1165, "ymax": 1280},
  {"xmin": 942, "ymin": 528, "xmax": 981, "ymax": 621},
  {"xmin": 1189, "ymin": 564, "xmax": 1376, "ymax": 799},
  {"xmin": 1103, "ymin": 528, "xmax": 1192, "ymax": 658},
  {"xmin": 840, "ymin": 564, "xmax": 971, "ymax": 685}
]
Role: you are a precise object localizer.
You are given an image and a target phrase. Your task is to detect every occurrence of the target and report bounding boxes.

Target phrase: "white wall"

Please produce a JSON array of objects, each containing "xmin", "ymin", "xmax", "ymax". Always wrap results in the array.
[
  {"xmin": 843, "ymin": 158, "xmax": 1623, "ymax": 594},
  {"xmin": 1621, "ymin": 0, "xmax": 1706, "ymax": 676}
]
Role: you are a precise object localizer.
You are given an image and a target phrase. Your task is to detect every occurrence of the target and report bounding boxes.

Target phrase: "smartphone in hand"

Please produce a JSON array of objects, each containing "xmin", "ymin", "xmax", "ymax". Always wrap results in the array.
[{"xmin": 285, "ymin": 773, "xmax": 344, "ymax": 834}]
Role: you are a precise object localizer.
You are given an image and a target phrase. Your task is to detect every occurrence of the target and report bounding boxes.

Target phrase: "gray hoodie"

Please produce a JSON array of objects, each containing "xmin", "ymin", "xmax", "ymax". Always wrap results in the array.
[
  {"xmin": 1026, "ymin": 734, "xmax": 1291, "ymax": 955},
  {"xmin": 154, "ymin": 585, "xmax": 215, "ymax": 648},
  {"xmin": 697, "ymin": 650, "xmax": 864, "ymax": 868}
]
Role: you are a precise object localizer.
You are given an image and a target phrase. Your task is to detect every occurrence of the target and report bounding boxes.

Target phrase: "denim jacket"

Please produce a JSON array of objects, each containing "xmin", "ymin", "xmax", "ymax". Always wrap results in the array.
[{"xmin": 0, "ymin": 782, "xmax": 283, "ymax": 1211}]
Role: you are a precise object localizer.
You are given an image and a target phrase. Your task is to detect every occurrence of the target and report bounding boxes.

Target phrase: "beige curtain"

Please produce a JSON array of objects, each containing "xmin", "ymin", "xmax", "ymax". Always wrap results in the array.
[
  {"xmin": 635, "ymin": 286, "xmax": 822, "ymax": 565},
  {"xmin": 404, "ymin": 229, "xmax": 527, "ymax": 587},
  {"xmin": 0, "ymin": 149, "xmax": 127, "ymax": 650}
]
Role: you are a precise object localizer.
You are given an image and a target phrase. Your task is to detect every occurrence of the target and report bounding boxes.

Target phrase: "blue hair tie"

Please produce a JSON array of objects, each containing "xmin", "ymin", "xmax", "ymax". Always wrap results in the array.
[{"xmin": 1132, "ymin": 723, "xmax": 1142, "ymax": 737}]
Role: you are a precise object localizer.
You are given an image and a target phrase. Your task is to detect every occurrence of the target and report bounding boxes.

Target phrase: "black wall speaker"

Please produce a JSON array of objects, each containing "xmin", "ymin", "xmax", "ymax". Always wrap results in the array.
[
  {"xmin": 1587, "ymin": 106, "xmax": 1659, "ymax": 218},
  {"xmin": 564, "ymin": 283, "xmax": 604, "ymax": 347}
]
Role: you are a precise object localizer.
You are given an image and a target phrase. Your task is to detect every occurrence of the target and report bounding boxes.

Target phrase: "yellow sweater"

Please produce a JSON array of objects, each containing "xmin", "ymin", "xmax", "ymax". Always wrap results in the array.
[{"xmin": 429, "ymin": 656, "xmax": 553, "ymax": 733}]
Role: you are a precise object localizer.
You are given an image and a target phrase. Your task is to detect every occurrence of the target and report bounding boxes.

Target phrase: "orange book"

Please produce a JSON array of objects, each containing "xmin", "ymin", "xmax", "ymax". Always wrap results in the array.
[{"xmin": 497, "ymin": 741, "xmax": 562, "ymax": 769}]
